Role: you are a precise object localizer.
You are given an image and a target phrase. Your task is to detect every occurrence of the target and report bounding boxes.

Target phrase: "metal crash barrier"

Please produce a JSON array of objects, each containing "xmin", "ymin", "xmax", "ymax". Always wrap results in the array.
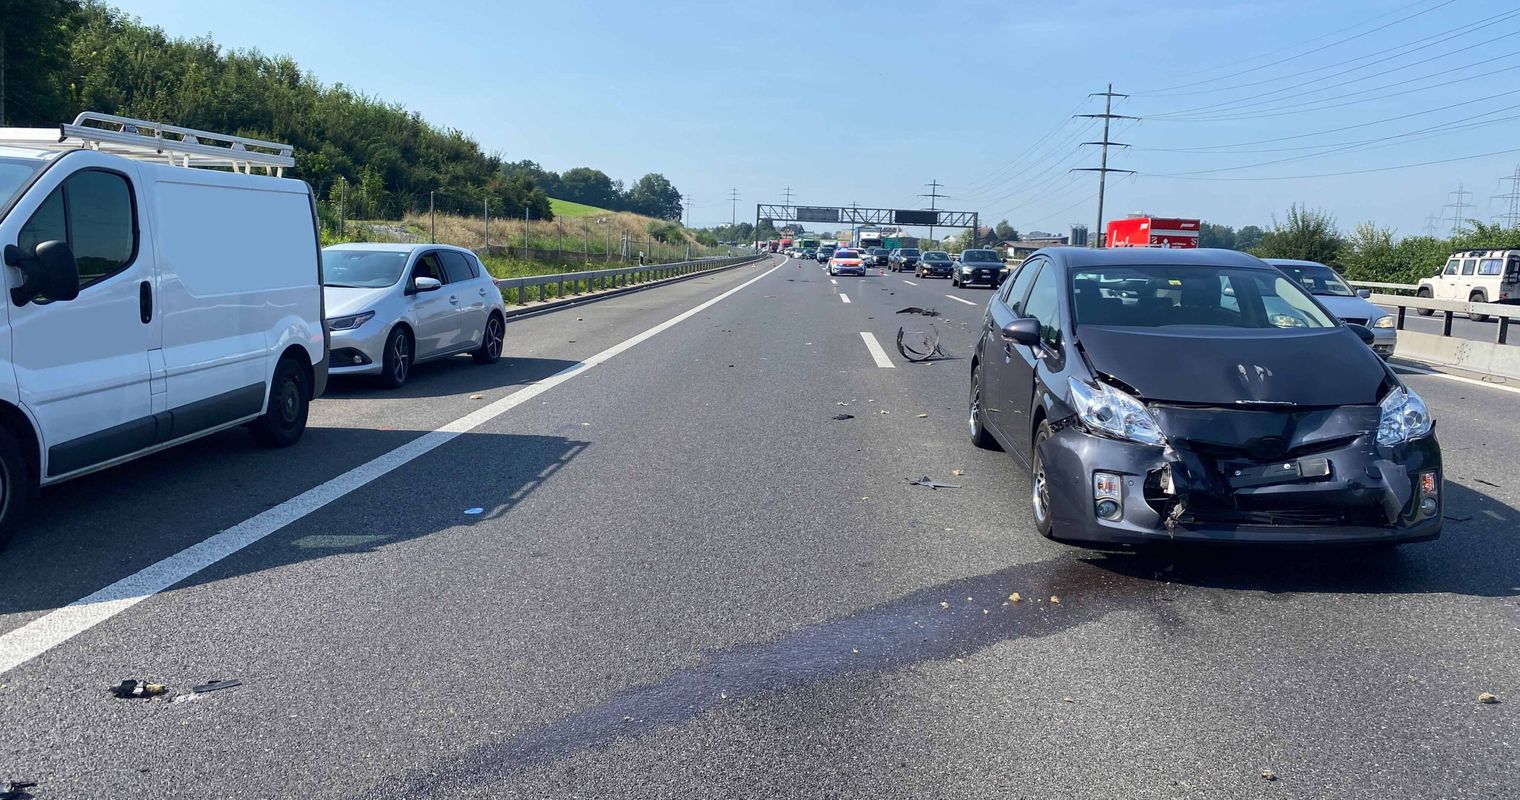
[
  {"xmin": 493, "ymin": 254, "xmax": 769, "ymax": 309},
  {"xmin": 1352, "ymin": 282, "xmax": 1520, "ymax": 380}
]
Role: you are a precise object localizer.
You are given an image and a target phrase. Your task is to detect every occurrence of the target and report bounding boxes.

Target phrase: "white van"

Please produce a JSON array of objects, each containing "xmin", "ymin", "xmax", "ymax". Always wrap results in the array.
[
  {"xmin": 0, "ymin": 113, "xmax": 326, "ymax": 547},
  {"xmin": 1416, "ymin": 249, "xmax": 1520, "ymax": 321}
]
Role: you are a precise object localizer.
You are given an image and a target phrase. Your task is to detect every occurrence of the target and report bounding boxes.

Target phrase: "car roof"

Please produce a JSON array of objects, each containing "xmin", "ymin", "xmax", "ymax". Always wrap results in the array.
[
  {"xmin": 1047, "ymin": 246, "xmax": 1274, "ymax": 271},
  {"xmin": 323, "ymin": 242, "xmax": 472, "ymax": 254},
  {"xmin": 1262, "ymin": 258, "xmax": 1332, "ymax": 268}
]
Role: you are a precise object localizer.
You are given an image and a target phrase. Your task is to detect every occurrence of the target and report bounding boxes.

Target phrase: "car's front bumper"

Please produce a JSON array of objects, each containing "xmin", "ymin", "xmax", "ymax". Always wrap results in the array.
[
  {"xmin": 958, "ymin": 267, "xmax": 1002, "ymax": 285},
  {"xmin": 1038, "ymin": 412, "xmax": 1442, "ymax": 547},
  {"xmin": 327, "ymin": 321, "xmax": 390, "ymax": 376},
  {"xmin": 1371, "ymin": 327, "xmax": 1396, "ymax": 358},
  {"xmin": 833, "ymin": 265, "xmax": 866, "ymax": 275},
  {"xmin": 921, "ymin": 265, "xmax": 952, "ymax": 276}
]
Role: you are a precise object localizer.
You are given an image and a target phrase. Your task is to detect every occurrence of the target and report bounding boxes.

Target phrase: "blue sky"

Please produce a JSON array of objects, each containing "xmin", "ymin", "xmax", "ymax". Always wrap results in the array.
[{"xmin": 111, "ymin": 0, "xmax": 1520, "ymax": 237}]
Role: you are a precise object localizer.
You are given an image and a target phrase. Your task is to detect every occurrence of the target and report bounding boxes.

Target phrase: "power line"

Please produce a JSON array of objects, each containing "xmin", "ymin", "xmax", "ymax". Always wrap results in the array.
[
  {"xmin": 1144, "ymin": 146, "xmax": 1520, "ymax": 182},
  {"xmin": 1424, "ymin": 213, "xmax": 1441, "ymax": 237},
  {"xmin": 1445, "ymin": 183, "xmax": 1476, "ymax": 236},
  {"xmin": 1495, "ymin": 165, "xmax": 1520, "ymax": 228},
  {"xmin": 781, "ymin": 186, "xmax": 794, "ymax": 208},
  {"xmin": 1071, "ymin": 84, "xmax": 1138, "ymax": 247},
  {"xmin": 1135, "ymin": 0, "xmax": 1456, "ymax": 95},
  {"xmin": 728, "ymin": 188, "xmax": 739, "ymax": 227},
  {"xmin": 920, "ymin": 180, "xmax": 946, "ymax": 240}
]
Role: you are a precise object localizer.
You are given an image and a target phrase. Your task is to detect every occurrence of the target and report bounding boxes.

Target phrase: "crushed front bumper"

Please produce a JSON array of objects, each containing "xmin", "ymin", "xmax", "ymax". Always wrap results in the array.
[{"xmin": 1038, "ymin": 405, "xmax": 1442, "ymax": 546}]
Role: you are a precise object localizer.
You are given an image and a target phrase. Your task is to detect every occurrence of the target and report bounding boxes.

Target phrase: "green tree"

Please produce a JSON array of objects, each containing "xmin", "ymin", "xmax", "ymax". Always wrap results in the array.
[
  {"xmin": 994, "ymin": 220, "xmax": 1019, "ymax": 241},
  {"xmin": 624, "ymin": 173, "xmax": 683, "ymax": 220},
  {"xmin": 1199, "ymin": 222, "xmax": 1237, "ymax": 249},
  {"xmin": 0, "ymin": 0, "xmax": 81, "ymax": 125},
  {"xmin": 1236, "ymin": 225, "xmax": 1265, "ymax": 250},
  {"xmin": 1252, "ymin": 205, "xmax": 1343, "ymax": 265},
  {"xmin": 558, "ymin": 167, "xmax": 618, "ymax": 209}
]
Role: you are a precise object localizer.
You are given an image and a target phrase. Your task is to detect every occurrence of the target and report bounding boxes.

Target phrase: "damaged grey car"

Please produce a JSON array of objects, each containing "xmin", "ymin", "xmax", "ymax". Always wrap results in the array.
[{"xmin": 969, "ymin": 248, "xmax": 1441, "ymax": 547}]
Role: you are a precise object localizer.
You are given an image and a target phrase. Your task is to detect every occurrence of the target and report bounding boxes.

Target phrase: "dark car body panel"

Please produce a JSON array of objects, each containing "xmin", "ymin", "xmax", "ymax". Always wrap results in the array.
[{"xmin": 974, "ymin": 247, "xmax": 1441, "ymax": 547}]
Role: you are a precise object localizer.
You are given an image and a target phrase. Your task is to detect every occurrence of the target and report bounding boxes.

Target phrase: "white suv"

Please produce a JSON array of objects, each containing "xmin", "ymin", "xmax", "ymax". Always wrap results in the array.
[
  {"xmin": 1417, "ymin": 249, "xmax": 1520, "ymax": 321},
  {"xmin": 0, "ymin": 113, "xmax": 326, "ymax": 547}
]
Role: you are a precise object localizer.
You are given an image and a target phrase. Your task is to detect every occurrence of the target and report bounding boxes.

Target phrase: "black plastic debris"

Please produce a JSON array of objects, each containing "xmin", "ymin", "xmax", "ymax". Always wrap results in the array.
[
  {"xmin": 192, "ymin": 679, "xmax": 242, "ymax": 694},
  {"xmin": 111, "ymin": 680, "xmax": 168, "ymax": 699},
  {"xmin": 832, "ymin": 414, "xmax": 855, "ymax": 421},
  {"xmin": 907, "ymin": 476, "xmax": 962, "ymax": 490},
  {"xmin": 896, "ymin": 326, "xmax": 948, "ymax": 362},
  {"xmin": 896, "ymin": 307, "xmax": 941, "ymax": 317},
  {"xmin": 1, "ymin": 780, "xmax": 37, "ymax": 800}
]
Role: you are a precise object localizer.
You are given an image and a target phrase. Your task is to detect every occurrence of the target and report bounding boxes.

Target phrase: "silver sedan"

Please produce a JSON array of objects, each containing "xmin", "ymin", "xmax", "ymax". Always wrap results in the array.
[{"xmin": 322, "ymin": 243, "xmax": 507, "ymax": 387}]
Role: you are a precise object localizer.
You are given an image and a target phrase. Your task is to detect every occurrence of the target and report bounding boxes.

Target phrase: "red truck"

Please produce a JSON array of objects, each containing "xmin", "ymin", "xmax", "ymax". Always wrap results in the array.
[{"xmin": 1105, "ymin": 217, "xmax": 1200, "ymax": 249}]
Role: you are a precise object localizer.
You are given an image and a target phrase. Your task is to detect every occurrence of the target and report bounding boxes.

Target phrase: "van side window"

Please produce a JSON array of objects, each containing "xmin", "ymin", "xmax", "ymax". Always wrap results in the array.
[
  {"xmin": 1443, "ymin": 259, "xmax": 1459, "ymax": 276},
  {"xmin": 1478, "ymin": 258, "xmax": 1503, "ymax": 276},
  {"xmin": 440, "ymin": 251, "xmax": 476, "ymax": 283},
  {"xmin": 17, "ymin": 169, "xmax": 136, "ymax": 289},
  {"xmin": 1460, "ymin": 259, "xmax": 1476, "ymax": 276}
]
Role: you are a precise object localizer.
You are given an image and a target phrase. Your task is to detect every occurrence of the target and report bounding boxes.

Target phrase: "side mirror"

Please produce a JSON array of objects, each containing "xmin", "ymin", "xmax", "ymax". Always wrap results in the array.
[
  {"xmin": 1345, "ymin": 322, "xmax": 1376, "ymax": 345},
  {"xmin": 410, "ymin": 276, "xmax": 442, "ymax": 294},
  {"xmin": 6, "ymin": 240, "xmax": 80, "ymax": 306},
  {"xmin": 1001, "ymin": 317, "xmax": 1042, "ymax": 347},
  {"xmin": 1356, "ymin": 288, "xmax": 1372, "ymax": 298}
]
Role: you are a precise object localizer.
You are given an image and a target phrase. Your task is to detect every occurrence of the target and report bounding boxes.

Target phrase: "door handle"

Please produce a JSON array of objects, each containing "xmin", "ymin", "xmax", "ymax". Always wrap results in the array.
[
  {"xmin": 478, "ymin": 287, "xmax": 488, "ymax": 296},
  {"xmin": 139, "ymin": 281, "xmax": 152, "ymax": 324},
  {"xmin": 449, "ymin": 295, "xmax": 459, "ymax": 304}
]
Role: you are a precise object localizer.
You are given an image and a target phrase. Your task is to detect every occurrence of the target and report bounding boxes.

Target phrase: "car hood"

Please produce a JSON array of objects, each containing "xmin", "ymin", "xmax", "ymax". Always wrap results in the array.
[
  {"xmin": 1312, "ymin": 294, "xmax": 1382, "ymax": 321},
  {"xmin": 1075, "ymin": 325, "xmax": 1389, "ymax": 406},
  {"xmin": 323, "ymin": 285, "xmax": 392, "ymax": 318},
  {"xmin": 958, "ymin": 261, "xmax": 1002, "ymax": 268}
]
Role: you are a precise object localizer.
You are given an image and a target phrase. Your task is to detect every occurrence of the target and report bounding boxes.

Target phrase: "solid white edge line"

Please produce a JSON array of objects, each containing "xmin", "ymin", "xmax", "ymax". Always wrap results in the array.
[
  {"xmin": 1391, "ymin": 363, "xmax": 1520, "ymax": 396},
  {"xmin": 944, "ymin": 294, "xmax": 977, "ymax": 306},
  {"xmin": 840, "ymin": 294, "xmax": 852, "ymax": 304},
  {"xmin": 0, "ymin": 260, "xmax": 784, "ymax": 677},
  {"xmin": 902, "ymin": 280, "xmax": 918, "ymax": 285},
  {"xmin": 859, "ymin": 332, "xmax": 895, "ymax": 368}
]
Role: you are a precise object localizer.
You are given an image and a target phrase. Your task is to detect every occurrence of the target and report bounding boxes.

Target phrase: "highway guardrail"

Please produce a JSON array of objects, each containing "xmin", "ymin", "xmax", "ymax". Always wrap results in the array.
[
  {"xmin": 1372, "ymin": 292, "xmax": 1520, "ymax": 380},
  {"xmin": 493, "ymin": 254, "xmax": 767, "ymax": 307},
  {"xmin": 1349, "ymin": 280, "xmax": 1419, "ymax": 293}
]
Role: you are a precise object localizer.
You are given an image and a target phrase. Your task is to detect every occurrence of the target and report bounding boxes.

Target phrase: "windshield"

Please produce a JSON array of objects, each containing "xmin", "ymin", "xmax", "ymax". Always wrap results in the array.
[
  {"xmin": 901, "ymin": 248, "xmax": 921, "ymax": 257},
  {"xmin": 322, "ymin": 249, "xmax": 410, "ymax": 287},
  {"xmin": 0, "ymin": 158, "xmax": 42, "ymax": 214},
  {"xmin": 961, "ymin": 249, "xmax": 1000, "ymax": 262},
  {"xmin": 924, "ymin": 251, "xmax": 950, "ymax": 260},
  {"xmin": 870, "ymin": 248, "xmax": 887, "ymax": 255},
  {"xmin": 1273, "ymin": 263, "xmax": 1354, "ymax": 296},
  {"xmin": 834, "ymin": 249, "xmax": 857, "ymax": 258},
  {"xmin": 1071, "ymin": 264, "xmax": 1337, "ymax": 329}
]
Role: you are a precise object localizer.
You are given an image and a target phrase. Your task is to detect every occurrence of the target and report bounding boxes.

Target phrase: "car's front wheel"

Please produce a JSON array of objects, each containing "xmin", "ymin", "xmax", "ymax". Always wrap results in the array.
[
  {"xmin": 969, "ymin": 361, "xmax": 998, "ymax": 450},
  {"xmin": 473, "ymin": 313, "xmax": 504, "ymax": 364},
  {"xmin": 1469, "ymin": 291, "xmax": 1489, "ymax": 322},
  {"xmin": 1031, "ymin": 420, "xmax": 1056, "ymax": 539},
  {"xmin": 380, "ymin": 326, "xmax": 413, "ymax": 389}
]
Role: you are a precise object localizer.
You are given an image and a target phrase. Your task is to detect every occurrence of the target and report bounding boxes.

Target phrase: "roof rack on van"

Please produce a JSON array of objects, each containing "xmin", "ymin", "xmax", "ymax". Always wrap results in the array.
[{"xmin": 0, "ymin": 112, "xmax": 294, "ymax": 176}]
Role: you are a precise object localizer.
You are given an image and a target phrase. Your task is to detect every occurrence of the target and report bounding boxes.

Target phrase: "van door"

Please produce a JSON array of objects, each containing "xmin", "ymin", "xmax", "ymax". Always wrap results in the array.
[{"xmin": 5, "ymin": 165, "xmax": 159, "ymax": 479}]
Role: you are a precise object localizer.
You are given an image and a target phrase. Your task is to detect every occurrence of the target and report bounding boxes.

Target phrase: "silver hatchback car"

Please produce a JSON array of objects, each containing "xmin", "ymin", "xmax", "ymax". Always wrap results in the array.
[{"xmin": 322, "ymin": 243, "xmax": 507, "ymax": 387}]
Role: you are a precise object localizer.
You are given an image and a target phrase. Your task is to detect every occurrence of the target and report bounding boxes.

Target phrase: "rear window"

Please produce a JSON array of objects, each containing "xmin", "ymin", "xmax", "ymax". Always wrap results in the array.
[
  {"xmin": 901, "ymin": 249, "xmax": 921, "ymax": 257},
  {"xmin": 1070, "ymin": 264, "xmax": 1336, "ymax": 330},
  {"xmin": 962, "ymin": 250, "xmax": 1000, "ymax": 262}
]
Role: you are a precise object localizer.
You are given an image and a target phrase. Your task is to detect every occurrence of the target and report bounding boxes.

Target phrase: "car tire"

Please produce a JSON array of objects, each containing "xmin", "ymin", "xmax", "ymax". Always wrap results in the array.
[
  {"xmin": 473, "ymin": 312, "xmax": 504, "ymax": 364},
  {"xmin": 250, "ymin": 357, "xmax": 310, "ymax": 448},
  {"xmin": 1469, "ymin": 292, "xmax": 1489, "ymax": 323},
  {"xmin": 380, "ymin": 325, "xmax": 414, "ymax": 389},
  {"xmin": 1031, "ymin": 420, "xmax": 1056, "ymax": 539},
  {"xmin": 0, "ymin": 425, "xmax": 36, "ymax": 552},
  {"xmin": 1416, "ymin": 288, "xmax": 1435, "ymax": 316},
  {"xmin": 969, "ymin": 361, "xmax": 998, "ymax": 450}
]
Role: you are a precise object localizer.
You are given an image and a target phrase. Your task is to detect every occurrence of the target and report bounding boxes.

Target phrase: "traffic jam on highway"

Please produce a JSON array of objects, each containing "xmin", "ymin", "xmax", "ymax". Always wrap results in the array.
[{"xmin": 1, "ymin": 113, "xmax": 1517, "ymax": 798}]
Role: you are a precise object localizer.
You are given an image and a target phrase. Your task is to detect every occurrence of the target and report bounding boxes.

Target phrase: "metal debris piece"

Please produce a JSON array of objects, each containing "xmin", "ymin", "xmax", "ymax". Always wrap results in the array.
[
  {"xmin": 1479, "ymin": 692, "xmax": 1500, "ymax": 704},
  {"xmin": 111, "ymin": 680, "xmax": 167, "ymax": 699},
  {"xmin": 832, "ymin": 414, "xmax": 854, "ymax": 421},
  {"xmin": 916, "ymin": 413, "xmax": 928, "ymax": 418},
  {"xmin": 1062, "ymin": 697, "xmax": 1074, "ymax": 703},
  {"xmin": 951, "ymin": 469, "xmax": 966, "ymax": 476},
  {"xmin": 1475, "ymin": 478, "xmax": 1501, "ymax": 488},
  {"xmin": 1261, "ymin": 770, "xmax": 1277, "ymax": 782},
  {"xmin": 940, "ymin": 601, "xmax": 950, "ymax": 609},
  {"xmin": 908, "ymin": 476, "xmax": 962, "ymax": 490},
  {"xmin": 1, "ymin": 780, "xmax": 38, "ymax": 800},
  {"xmin": 895, "ymin": 306, "xmax": 941, "ymax": 317},
  {"xmin": 1050, "ymin": 595, "xmax": 1062, "ymax": 604},
  {"xmin": 1008, "ymin": 592, "xmax": 1022, "ymax": 602},
  {"xmin": 896, "ymin": 325, "xmax": 948, "ymax": 362},
  {"xmin": 469, "ymin": 394, "xmax": 483, "ymax": 400},
  {"xmin": 191, "ymin": 679, "xmax": 242, "ymax": 694}
]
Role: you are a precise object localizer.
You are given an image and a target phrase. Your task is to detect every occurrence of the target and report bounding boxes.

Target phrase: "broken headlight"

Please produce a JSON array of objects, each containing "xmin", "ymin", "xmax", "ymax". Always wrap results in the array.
[
  {"xmin": 1376, "ymin": 388, "xmax": 1432, "ymax": 445},
  {"xmin": 1067, "ymin": 377, "xmax": 1167, "ymax": 446}
]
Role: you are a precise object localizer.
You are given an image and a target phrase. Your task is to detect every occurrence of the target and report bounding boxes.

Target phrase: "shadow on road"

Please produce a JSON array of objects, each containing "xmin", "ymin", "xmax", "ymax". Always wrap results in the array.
[{"xmin": 322, "ymin": 355, "xmax": 578, "ymax": 401}]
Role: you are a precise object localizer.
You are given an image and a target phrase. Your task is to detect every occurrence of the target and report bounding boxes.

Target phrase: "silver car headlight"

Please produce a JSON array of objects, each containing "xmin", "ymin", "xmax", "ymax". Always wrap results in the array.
[
  {"xmin": 1377, "ymin": 388, "xmax": 1432, "ymax": 445},
  {"xmin": 1372, "ymin": 314, "xmax": 1396, "ymax": 329},
  {"xmin": 1067, "ymin": 377, "xmax": 1167, "ymax": 446},
  {"xmin": 326, "ymin": 310, "xmax": 376, "ymax": 332}
]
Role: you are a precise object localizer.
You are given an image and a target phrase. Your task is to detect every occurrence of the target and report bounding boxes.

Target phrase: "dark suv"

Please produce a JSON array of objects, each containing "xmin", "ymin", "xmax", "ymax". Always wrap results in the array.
[
  {"xmin": 916, "ymin": 250, "xmax": 953, "ymax": 278},
  {"xmin": 952, "ymin": 249, "xmax": 1006, "ymax": 288},
  {"xmin": 865, "ymin": 247, "xmax": 890, "ymax": 268},
  {"xmin": 890, "ymin": 248, "xmax": 921, "ymax": 272}
]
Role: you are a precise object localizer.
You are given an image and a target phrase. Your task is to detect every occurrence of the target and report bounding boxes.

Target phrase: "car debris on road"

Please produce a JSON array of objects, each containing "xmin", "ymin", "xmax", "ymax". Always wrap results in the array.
[
  {"xmin": 908, "ymin": 476, "xmax": 962, "ymax": 490},
  {"xmin": 111, "ymin": 680, "xmax": 168, "ymax": 699},
  {"xmin": 897, "ymin": 326, "xmax": 948, "ymax": 362}
]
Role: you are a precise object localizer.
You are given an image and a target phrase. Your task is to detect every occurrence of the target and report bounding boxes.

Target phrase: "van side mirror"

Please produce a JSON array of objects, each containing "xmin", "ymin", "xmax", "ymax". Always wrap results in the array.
[
  {"xmin": 1356, "ymin": 288, "xmax": 1372, "ymax": 298},
  {"xmin": 410, "ymin": 276, "xmax": 442, "ymax": 294},
  {"xmin": 5, "ymin": 240, "xmax": 80, "ymax": 306},
  {"xmin": 1001, "ymin": 317, "xmax": 1042, "ymax": 347},
  {"xmin": 1345, "ymin": 322, "xmax": 1376, "ymax": 345}
]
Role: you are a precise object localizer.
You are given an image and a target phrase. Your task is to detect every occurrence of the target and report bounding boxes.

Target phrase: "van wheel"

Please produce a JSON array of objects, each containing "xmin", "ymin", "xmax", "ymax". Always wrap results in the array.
[
  {"xmin": 251, "ymin": 357, "xmax": 309, "ymax": 448},
  {"xmin": 1416, "ymin": 288, "xmax": 1435, "ymax": 316},
  {"xmin": 380, "ymin": 327, "xmax": 413, "ymax": 388},
  {"xmin": 473, "ymin": 313, "xmax": 504, "ymax": 364},
  {"xmin": 0, "ymin": 426, "xmax": 36, "ymax": 551},
  {"xmin": 1469, "ymin": 292, "xmax": 1489, "ymax": 322},
  {"xmin": 1032, "ymin": 421, "xmax": 1055, "ymax": 539}
]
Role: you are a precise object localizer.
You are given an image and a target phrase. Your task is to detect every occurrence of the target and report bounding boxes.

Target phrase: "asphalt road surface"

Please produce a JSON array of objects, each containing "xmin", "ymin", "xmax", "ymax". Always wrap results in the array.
[{"xmin": 2, "ymin": 255, "xmax": 1516, "ymax": 799}]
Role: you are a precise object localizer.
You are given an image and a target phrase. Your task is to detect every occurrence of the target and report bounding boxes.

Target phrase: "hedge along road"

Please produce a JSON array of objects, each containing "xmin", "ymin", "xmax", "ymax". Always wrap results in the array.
[{"xmin": 0, "ymin": 254, "xmax": 1516, "ymax": 799}]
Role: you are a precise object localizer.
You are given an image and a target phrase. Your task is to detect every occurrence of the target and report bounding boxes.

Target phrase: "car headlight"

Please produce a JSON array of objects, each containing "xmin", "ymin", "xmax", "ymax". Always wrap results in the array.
[
  {"xmin": 1372, "ymin": 315, "xmax": 1396, "ymax": 329},
  {"xmin": 326, "ymin": 310, "xmax": 375, "ymax": 331},
  {"xmin": 1067, "ymin": 377, "xmax": 1167, "ymax": 446},
  {"xmin": 1377, "ymin": 388, "xmax": 1432, "ymax": 445}
]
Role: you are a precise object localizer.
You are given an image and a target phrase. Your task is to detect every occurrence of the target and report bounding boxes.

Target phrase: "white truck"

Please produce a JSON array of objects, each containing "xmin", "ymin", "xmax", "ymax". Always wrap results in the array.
[
  {"xmin": 1416, "ymin": 249, "xmax": 1520, "ymax": 321},
  {"xmin": 0, "ymin": 112, "xmax": 326, "ymax": 547}
]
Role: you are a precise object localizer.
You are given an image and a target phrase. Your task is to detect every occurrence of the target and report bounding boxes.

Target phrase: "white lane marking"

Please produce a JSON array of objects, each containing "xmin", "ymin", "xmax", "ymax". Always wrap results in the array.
[
  {"xmin": 944, "ymin": 294, "xmax": 978, "ymax": 306},
  {"xmin": 0, "ymin": 262, "xmax": 785, "ymax": 677},
  {"xmin": 859, "ymin": 332, "xmax": 895, "ymax": 368},
  {"xmin": 1391, "ymin": 363, "xmax": 1520, "ymax": 396},
  {"xmin": 829, "ymin": 278, "xmax": 838, "ymax": 285},
  {"xmin": 840, "ymin": 293, "xmax": 852, "ymax": 304},
  {"xmin": 902, "ymin": 280, "xmax": 918, "ymax": 286}
]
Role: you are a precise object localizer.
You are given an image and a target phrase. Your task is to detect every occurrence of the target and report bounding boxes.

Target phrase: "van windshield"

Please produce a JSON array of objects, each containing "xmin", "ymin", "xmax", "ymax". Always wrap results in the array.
[
  {"xmin": 322, "ymin": 249, "xmax": 410, "ymax": 288},
  {"xmin": 0, "ymin": 158, "xmax": 42, "ymax": 213}
]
